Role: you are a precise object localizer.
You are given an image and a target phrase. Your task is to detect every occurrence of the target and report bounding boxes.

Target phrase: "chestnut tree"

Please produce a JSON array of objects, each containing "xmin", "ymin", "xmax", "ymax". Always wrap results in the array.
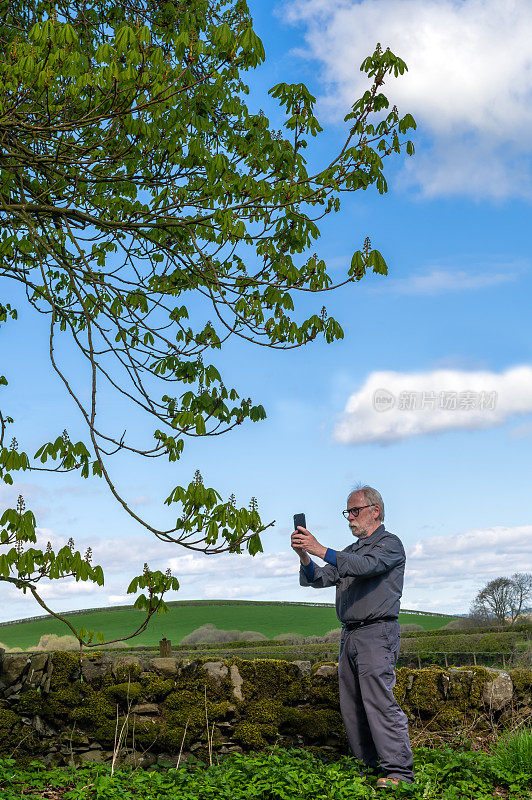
[{"xmin": 0, "ymin": 0, "xmax": 415, "ymax": 644}]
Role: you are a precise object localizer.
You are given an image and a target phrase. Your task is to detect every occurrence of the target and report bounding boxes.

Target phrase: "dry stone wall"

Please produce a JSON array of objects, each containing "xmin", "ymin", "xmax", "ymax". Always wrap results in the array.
[{"xmin": 0, "ymin": 651, "xmax": 530, "ymax": 767}]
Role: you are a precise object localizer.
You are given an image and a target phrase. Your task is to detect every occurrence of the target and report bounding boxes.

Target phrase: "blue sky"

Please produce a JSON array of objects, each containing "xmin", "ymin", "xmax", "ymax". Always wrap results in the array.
[{"xmin": 1, "ymin": 0, "xmax": 531, "ymax": 625}]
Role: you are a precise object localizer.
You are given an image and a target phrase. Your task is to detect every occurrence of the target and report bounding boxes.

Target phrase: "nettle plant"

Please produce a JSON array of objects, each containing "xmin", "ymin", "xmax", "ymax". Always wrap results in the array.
[{"xmin": 0, "ymin": 0, "xmax": 415, "ymax": 645}]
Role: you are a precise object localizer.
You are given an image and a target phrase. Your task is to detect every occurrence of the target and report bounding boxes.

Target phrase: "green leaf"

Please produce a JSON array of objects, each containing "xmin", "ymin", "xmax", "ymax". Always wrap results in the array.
[{"xmin": 247, "ymin": 534, "xmax": 263, "ymax": 556}]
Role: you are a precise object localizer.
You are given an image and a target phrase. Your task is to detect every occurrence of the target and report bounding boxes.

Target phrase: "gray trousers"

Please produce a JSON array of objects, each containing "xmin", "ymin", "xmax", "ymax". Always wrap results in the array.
[{"xmin": 338, "ymin": 620, "xmax": 414, "ymax": 782}]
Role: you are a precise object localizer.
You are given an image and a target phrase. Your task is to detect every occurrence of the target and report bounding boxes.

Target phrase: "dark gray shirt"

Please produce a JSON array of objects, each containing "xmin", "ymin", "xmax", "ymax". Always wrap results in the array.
[{"xmin": 299, "ymin": 524, "xmax": 406, "ymax": 623}]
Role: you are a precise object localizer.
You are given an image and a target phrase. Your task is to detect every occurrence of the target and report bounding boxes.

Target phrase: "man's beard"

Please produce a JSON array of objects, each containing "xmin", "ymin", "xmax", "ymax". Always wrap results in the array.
[{"xmin": 349, "ymin": 522, "xmax": 370, "ymax": 538}]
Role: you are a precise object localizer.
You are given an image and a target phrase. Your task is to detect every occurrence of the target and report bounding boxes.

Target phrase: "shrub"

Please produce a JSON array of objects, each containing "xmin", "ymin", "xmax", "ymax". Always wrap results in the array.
[
  {"xmin": 400, "ymin": 630, "xmax": 523, "ymax": 654},
  {"xmin": 180, "ymin": 624, "xmax": 268, "ymax": 645},
  {"xmin": 442, "ymin": 619, "xmax": 470, "ymax": 630},
  {"xmin": 273, "ymin": 633, "xmax": 305, "ymax": 644}
]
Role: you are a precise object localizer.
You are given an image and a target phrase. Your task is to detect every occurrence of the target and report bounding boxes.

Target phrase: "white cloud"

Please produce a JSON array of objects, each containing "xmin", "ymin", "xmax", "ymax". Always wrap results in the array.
[
  {"xmin": 283, "ymin": 0, "xmax": 532, "ymax": 198},
  {"xmin": 88, "ymin": 535, "xmax": 176, "ymax": 574},
  {"xmin": 405, "ymin": 525, "xmax": 532, "ymax": 609},
  {"xmin": 203, "ymin": 582, "xmax": 275, "ymax": 600},
  {"xmin": 108, "ymin": 595, "xmax": 132, "ymax": 604},
  {"xmin": 168, "ymin": 551, "xmax": 301, "ymax": 579},
  {"xmin": 330, "ymin": 257, "xmax": 526, "ymax": 294},
  {"xmin": 372, "ymin": 265, "xmax": 521, "ymax": 296},
  {"xmin": 130, "ymin": 495, "xmax": 152, "ymax": 506},
  {"xmin": 334, "ymin": 365, "xmax": 532, "ymax": 444},
  {"xmin": 36, "ymin": 580, "xmax": 102, "ymax": 601}
]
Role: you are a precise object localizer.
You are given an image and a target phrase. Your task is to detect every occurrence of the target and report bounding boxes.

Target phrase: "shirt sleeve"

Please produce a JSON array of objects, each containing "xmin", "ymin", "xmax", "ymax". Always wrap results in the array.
[
  {"xmin": 299, "ymin": 560, "xmax": 339, "ymax": 588},
  {"xmin": 301, "ymin": 560, "xmax": 315, "ymax": 581},
  {"xmin": 324, "ymin": 548, "xmax": 337, "ymax": 566},
  {"xmin": 335, "ymin": 536, "xmax": 405, "ymax": 579}
]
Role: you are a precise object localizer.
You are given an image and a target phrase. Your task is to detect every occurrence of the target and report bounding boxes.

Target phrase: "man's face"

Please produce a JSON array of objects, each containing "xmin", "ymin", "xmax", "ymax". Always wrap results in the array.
[{"xmin": 346, "ymin": 491, "xmax": 379, "ymax": 538}]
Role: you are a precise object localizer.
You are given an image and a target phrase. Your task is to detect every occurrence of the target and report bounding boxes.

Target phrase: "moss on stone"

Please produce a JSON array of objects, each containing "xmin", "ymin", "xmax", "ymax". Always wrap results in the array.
[
  {"xmin": 140, "ymin": 675, "xmax": 175, "ymax": 701},
  {"xmin": 465, "ymin": 667, "xmax": 491, "ymax": 706},
  {"xmin": 393, "ymin": 667, "xmax": 412, "ymax": 705},
  {"xmin": 280, "ymin": 706, "xmax": 343, "ymax": 743},
  {"xmin": 426, "ymin": 705, "xmax": 467, "ymax": 731},
  {"xmin": 157, "ymin": 691, "xmax": 232, "ymax": 757},
  {"xmin": 131, "ymin": 717, "xmax": 163, "ymax": 748},
  {"xmin": 207, "ymin": 700, "xmax": 233, "ymax": 721},
  {"xmin": 400, "ymin": 666, "xmax": 493, "ymax": 731},
  {"xmin": 0, "ymin": 706, "xmax": 23, "ymax": 734},
  {"xmin": 105, "ymin": 681, "xmax": 142, "ymax": 703},
  {"xmin": 234, "ymin": 658, "xmax": 303, "ymax": 704},
  {"xmin": 165, "ymin": 699, "xmax": 231, "ymax": 730},
  {"xmin": 93, "ymin": 715, "xmax": 136, "ymax": 747},
  {"xmin": 70, "ymin": 690, "xmax": 116, "ymax": 725},
  {"xmin": 408, "ymin": 668, "xmax": 443, "ymax": 715},
  {"xmin": 113, "ymin": 660, "xmax": 142, "ymax": 683},
  {"xmin": 166, "ymin": 666, "xmax": 230, "ymax": 703},
  {"xmin": 509, "ymin": 669, "xmax": 532, "ymax": 702},
  {"xmin": 447, "ymin": 668, "xmax": 475, "ymax": 711},
  {"xmin": 44, "ymin": 685, "xmax": 84, "ymax": 719},
  {"xmin": 56, "ymin": 728, "xmax": 90, "ymax": 747},
  {"xmin": 233, "ymin": 721, "xmax": 272, "ymax": 750},
  {"xmin": 0, "ymin": 705, "xmax": 42, "ymax": 755},
  {"xmin": 307, "ymin": 675, "xmax": 337, "ymax": 705},
  {"xmin": 50, "ymin": 651, "xmax": 80, "ymax": 690},
  {"xmin": 16, "ymin": 689, "xmax": 43, "ymax": 716},
  {"xmin": 90, "ymin": 697, "xmax": 167, "ymax": 749},
  {"xmin": 241, "ymin": 698, "xmax": 284, "ymax": 726},
  {"xmin": 165, "ymin": 689, "xmax": 203, "ymax": 710},
  {"xmin": 159, "ymin": 724, "xmax": 190, "ymax": 753}
]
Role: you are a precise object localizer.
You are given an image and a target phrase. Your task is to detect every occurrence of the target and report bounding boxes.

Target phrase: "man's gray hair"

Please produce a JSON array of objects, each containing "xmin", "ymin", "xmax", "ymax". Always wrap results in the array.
[{"xmin": 349, "ymin": 483, "xmax": 385, "ymax": 522}]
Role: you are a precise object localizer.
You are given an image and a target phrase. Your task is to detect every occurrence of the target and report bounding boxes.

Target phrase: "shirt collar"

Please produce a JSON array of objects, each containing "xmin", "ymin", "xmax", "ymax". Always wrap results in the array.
[{"xmin": 354, "ymin": 523, "xmax": 386, "ymax": 548}]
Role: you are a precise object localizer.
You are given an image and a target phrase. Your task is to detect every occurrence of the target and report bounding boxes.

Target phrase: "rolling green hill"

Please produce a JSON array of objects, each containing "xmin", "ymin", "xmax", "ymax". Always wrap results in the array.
[{"xmin": 0, "ymin": 600, "xmax": 456, "ymax": 650}]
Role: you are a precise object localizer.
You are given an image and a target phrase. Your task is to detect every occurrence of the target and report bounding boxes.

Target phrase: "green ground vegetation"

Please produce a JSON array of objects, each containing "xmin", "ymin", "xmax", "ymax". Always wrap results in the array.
[
  {"xmin": 0, "ymin": 600, "xmax": 454, "ymax": 650},
  {"xmin": 0, "ymin": 735, "xmax": 530, "ymax": 800}
]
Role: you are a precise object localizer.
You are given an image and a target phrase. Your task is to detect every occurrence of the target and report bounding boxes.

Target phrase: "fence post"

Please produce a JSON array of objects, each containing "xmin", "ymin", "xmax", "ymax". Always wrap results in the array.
[
  {"xmin": 473, "ymin": 653, "xmax": 477, "ymax": 666},
  {"xmin": 159, "ymin": 637, "xmax": 171, "ymax": 658},
  {"xmin": 444, "ymin": 653, "xmax": 448, "ymax": 668},
  {"xmin": 417, "ymin": 655, "xmax": 421, "ymax": 669},
  {"xmin": 502, "ymin": 653, "xmax": 506, "ymax": 669}
]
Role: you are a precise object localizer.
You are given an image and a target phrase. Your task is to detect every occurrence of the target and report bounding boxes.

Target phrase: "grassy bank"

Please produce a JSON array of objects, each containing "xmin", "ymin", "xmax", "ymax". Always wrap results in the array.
[{"xmin": 0, "ymin": 600, "xmax": 454, "ymax": 650}]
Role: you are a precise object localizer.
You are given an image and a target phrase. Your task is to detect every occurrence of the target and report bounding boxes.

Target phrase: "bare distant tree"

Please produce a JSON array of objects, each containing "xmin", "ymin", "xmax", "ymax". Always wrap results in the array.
[
  {"xmin": 509, "ymin": 573, "xmax": 532, "ymax": 622},
  {"xmin": 467, "ymin": 602, "xmax": 498, "ymax": 627},
  {"xmin": 470, "ymin": 573, "xmax": 532, "ymax": 626}
]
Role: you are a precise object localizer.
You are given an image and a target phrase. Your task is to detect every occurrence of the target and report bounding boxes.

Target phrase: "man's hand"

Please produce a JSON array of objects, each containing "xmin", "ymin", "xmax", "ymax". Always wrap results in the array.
[
  {"xmin": 291, "ymin": 527, "xmax": 327, "ymax": 560},
  {"xmin": 291, "ymin": 540, "xmax": 310, "ymax": 564}
]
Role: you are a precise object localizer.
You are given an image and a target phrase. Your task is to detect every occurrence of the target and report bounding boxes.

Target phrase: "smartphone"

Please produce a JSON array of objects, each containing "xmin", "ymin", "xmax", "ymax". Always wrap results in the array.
[{"xmin": 293, "ymin": 513, "xmax": 306, "ymax": 531}]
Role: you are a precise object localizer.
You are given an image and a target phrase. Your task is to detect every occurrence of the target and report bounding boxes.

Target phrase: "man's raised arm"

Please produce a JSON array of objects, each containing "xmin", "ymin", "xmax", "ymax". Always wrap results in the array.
[
  {"xmin": 291, "ymin": 527, "xmax": 340, "ymax": 588},
  {"xmin": 335, "ymin": 536, "xmax": 405, "ymax": 579}
]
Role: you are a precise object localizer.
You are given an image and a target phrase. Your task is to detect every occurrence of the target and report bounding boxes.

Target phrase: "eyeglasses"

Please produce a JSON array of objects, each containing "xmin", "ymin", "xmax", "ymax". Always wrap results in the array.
[{"xmin": 342, "ymin": 504, "xmax": 375, "ymax": 519}]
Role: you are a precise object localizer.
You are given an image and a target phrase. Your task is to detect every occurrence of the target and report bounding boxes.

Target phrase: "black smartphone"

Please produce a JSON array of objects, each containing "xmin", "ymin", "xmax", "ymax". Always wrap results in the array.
[{"xmin": 293, "ymin": 513, "xmax": 306, "ymax": 531}]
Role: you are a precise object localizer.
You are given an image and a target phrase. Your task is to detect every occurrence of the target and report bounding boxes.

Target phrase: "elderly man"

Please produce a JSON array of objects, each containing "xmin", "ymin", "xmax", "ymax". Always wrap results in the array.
[{"xmin": 291, "ymin": 485, "xmax": 414, "ymax": 789}]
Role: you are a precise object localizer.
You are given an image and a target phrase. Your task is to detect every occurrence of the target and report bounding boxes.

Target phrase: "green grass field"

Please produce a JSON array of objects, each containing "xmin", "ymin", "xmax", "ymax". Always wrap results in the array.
[{"xmin": 0, "ymin": 600, "xmax": 455, "ymax": 650}]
